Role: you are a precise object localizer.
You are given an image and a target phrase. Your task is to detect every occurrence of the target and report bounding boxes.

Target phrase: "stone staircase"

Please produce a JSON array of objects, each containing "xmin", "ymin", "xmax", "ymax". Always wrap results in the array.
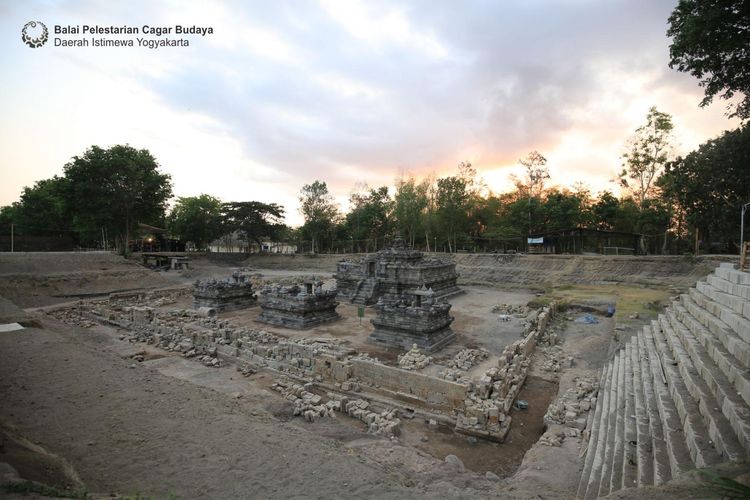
[
  {"xmin": 351, "ymin": 278, "xmax": 378, "ymax": 305},
  {"xmin": 577, "ymin": 263, "xmax": 750, "ymax": 499}
]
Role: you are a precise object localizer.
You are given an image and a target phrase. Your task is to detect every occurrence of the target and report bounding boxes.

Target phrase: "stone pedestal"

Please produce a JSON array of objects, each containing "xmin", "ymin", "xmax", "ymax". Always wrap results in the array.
[
  {"xmin": 192, "ymin": 273, "xmax": 256, "ymax": 312},
  {"xmin": 336, "ymin": 235, "xmax": 461, "ymax": 305},
  {"xmin": 256, "ymin": 282, "xmax": 341, "ymax": 330},
  {"xmin": 368, "ymin": 288, "xmax": 455, "ymax": 353}
]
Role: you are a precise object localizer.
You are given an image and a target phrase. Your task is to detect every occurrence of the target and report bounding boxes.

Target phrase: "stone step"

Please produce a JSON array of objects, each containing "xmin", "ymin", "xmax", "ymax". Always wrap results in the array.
[
  {"xmin": 654, "ymin": 315, "xmax": 736, "ymax": 464},
  {"xmin": 698, "ymin": 280, "xmax": 750, "ymax": 323},
  {"xmin": 630, "ymin": 335, "xmax": 654, "ymax": 487},
  {"xmin": 608, "ymin": 350, "xmax": 627, "ymax": 494},
  {"xmin": 666, "ymin": 306, "xmax": 750, "ymax": 456},
  {"xmin": 692, "ymin": 283, "xmax": 750, "ymax": 343},
  {"xmin": 581, "ymin": 360, "xmax": 616, "ymax": 500},
  {"xmin": 674, "ymin": 300, "xmax": 750, "ymax": 404},
  {"xmin": 622, "ymin": 341, "xmax": 638, "ymax": 490},
  {"xmin": 637, "ymin": 327, "xmax": 674, "ymax": 485},
  {"xmin": 641, "ymin": 326, "xmax": 694, "ymax": 481},
  {"xmin": 577, "ymin": 363, "xmax": 610, "ymax": 499},
  {"xmin": 707, "ymin": 274, "xmax": 750, "ymax": 301},
  {"xmin": 682, "ymin": 293, "xmax": 750, "ymax": 368},
  {"xmin": 597, "ymin": 350, "xmax": 621, "ymax": 498},
  {"xmin": 716, "ymin": 264, "xmax": 750, "ymax": 286}
]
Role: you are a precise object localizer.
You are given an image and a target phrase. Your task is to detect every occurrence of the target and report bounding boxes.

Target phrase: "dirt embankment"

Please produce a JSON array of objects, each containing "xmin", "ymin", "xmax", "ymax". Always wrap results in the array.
[
  {"xmin": 0, "ymin": 252, "xmax": 175, "ymax": 307},
  {"xmin": 0, "ymin": 251, "xmax": 732, "ymax": 308},
  {"xmin": 239, "ymin": 252, "xmax": 732, "ymax": 288}
]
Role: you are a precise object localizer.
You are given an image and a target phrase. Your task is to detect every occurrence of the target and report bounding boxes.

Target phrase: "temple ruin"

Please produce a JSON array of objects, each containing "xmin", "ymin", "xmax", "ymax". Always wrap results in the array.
[
  {"xmin": 192, "ymin": 272, "xmax": 256, "ymax": 312},
  {"xmin": 256, "ymin": 281, "xmax": 341, "ymax": 329},
  {"xmin": 335, "ymin": 235, "xmax": 461, "ymax": 305},
  {"xmin": 368, "ymin": 287, "xmax": 456, "ymax": 353}
]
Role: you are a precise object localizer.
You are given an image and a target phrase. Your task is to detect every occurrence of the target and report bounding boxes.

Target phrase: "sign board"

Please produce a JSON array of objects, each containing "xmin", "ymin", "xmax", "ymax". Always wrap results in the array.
[
  {"xmin": 527, "ymin": 237, "xmax": 543, "ymax": 244},
  {"xmin": 357, "ymin": 306, "xmax": 365, "ymax": 318}
]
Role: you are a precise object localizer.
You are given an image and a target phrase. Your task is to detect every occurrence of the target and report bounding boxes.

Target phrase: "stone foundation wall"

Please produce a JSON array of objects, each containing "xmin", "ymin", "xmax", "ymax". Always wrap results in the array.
[
  {"xmin": 350, "ymin": 359, "xmax": 468, "ymax": 409},
  {"xmin": 53, "ymin": 290, "xmax": 557, "ymax": 444}
]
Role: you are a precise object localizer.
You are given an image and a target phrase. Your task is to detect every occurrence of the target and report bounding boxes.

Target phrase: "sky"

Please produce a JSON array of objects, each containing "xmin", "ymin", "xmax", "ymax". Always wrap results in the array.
[{"xmin": 0, "ymin": 0, "xmax": 742, "ymax": 227}]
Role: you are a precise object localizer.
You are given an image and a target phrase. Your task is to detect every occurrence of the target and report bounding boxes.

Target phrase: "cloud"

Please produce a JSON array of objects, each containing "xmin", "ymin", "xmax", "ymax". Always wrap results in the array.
[{"xmin": 0, "ymin": 0, "xmax": 742, "ymax": 227}]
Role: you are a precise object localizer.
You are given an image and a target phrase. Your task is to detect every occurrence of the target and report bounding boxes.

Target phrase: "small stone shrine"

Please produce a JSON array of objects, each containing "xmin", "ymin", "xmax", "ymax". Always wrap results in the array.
[
  {"xmin": 335, "ymin": 235, "xmax": 460, "ymax": 305},
  {"xmin": 192, "ymin": 272, "xmax": 256, "ymax": 312},
  {"xmin": 368, "ymin": 286, "xmax": 456, "ymax": 353},
  {"xmin": 256, "ymin": 281, "xmax": 341, "ymax": 330}
]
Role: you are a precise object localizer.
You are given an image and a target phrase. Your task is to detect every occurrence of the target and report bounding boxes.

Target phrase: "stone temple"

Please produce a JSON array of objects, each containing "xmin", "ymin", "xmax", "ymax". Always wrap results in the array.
[
  {"xmin": 192, "ymin": 272, "xmax": 256, "ymax": 312},
  {"xmin": 368, "ymin": 286, "xmax": 456, "ymax": 353},
  {"xmin": 335, "ymin": 236, "xmax": 461, "ymax": 305},
  {"xmin": 256, "ymin": 281, "xmax": 341, "ymax": 330}
]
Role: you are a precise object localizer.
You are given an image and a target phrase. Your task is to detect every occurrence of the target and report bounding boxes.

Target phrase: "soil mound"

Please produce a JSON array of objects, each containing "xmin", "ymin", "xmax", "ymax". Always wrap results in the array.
[{"xmin": 0, "ymin": 252, "xmax": 173, "ymax": 307}]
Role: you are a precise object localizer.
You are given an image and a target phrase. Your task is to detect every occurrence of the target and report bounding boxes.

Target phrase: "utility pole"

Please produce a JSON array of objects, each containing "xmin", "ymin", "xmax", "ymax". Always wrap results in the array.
[
  {"xmin": 10, "ymin": 223, "xmax": 13, "ymax": 253},
  {"xmin": 741, "ymin": 202, "xmax": 750, "ymax": 254}
]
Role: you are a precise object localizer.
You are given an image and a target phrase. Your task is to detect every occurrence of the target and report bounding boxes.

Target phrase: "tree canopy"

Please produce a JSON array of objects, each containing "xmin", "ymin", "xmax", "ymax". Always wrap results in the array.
[
  {"xmin": 221, "ymin": 201, "xmax": 286, "ymax": 249},
  {"xmin": 668, "ymin": 0, "xmax": 750, "ymax": 120},
  {"xmin": 299, "ymin": 180, "xmax": 340, "ymax": 253},
  {"xmin": 620, "ymin": 106, "xmax": 674, "ymax": 207},
  {"xmin": 63, "ymin": 145, "xmax": 173, "ymax": 252},
  {"xmin": 660, "ymin": 124, "xmax": 750, "ymax": 251},
  {"xmin": 168, "ymin": 195, "xmax": 224, "ymax": 250}
]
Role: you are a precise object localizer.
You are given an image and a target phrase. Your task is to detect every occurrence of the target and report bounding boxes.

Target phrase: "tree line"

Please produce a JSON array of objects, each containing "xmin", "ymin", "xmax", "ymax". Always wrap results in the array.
[{"xmin": 1, "ymin": 115, "xmax": 747, "ymax": 255}]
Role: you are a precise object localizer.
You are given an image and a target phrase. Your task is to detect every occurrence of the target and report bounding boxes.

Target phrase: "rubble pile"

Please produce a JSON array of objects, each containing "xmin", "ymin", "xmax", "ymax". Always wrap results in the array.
[
  {"xmin": 456, "ymin": 303, "xmax": 556, "ymax": 441},
  {"xmin": 343, "ymin": 398, "xmax": 401, "ymax": 437},
  {"xmin": 539, "ymin": 429, "xmax": 566, "ymax": 447},
  {"xmin": 397, "ymin": 344, "xmax": 432, "ymax": 370},
  {"xmin": 272, "ymin": 379, "xmax": 400, "ymax": 436},
  {"xmin": 439, "ymin": 368, "xmax": 470, "ymax": 383},
  {"xmin": 543, "ymin": 376, "xmax": 598, "ymax": 429},
  {"xmin": 491, "ymin": 304, "xmax": 529, "ymax": 316},
  {"xmin": 539, "ymin": 346, "xmax": 574, "ymax": 373},
  {"xmin": 272, "ymin": 378, "xmax": 336, "ymax": 422},
  {"xmin": 47, "ymin": 306, "xmax": 97, "ymax": 328},
  {"xmin": 446, "ymin": 347, "xmax": 489, "ymax": 371}
]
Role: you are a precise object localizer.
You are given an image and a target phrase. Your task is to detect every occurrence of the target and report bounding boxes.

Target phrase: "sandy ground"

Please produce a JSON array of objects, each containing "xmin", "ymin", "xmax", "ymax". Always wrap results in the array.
[{"xmin": 0, "ymin": 252, "xmax": 733, "ymax": 499}]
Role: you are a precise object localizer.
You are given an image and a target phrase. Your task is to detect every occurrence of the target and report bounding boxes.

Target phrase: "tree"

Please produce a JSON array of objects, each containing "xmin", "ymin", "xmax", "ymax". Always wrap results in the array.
[
  {"xmin": 12, "ymin": 176, "xmax": 71, "ymax": 235},
  {"xmin": 541, "ymin": 189, "xmax": 590, "ymax": 232},
  {"xmin": 393, "ymin": 175, "xmax": 429, "ymax": 248},
  {"xmin": 517, "ymin": 151, "xmax": 549, "ymax": 240},
  {"xmin": 519, "ymin": 151, "xmax": 549, "ymax": 199},
  {"xmin": 221, "ymin": 201, "xmax": 286, "ymax": 251},
  {"xmin": 660, "ymin": 124, "xmax": 750, "ymax": 252},
  {"xmin": 63, "ymin": 145, "xmax": 173, "ymax": 252},
  {"xmin": 345, "ymin": 185, "xmax": 392, "ymax": 251},
  {"xmin": 298, "ymin": 180, "xmax": 339, "ymax": 253},
  {"xmin": 668, "ymin": 0, "xmax": 750, "ymax": 120},
  {"xmin": 435, "ymin": 176, "xmax": 470, "ymax": 252},
  {"xmin": 168, "ymin": 195, "xmax": 224, "ymax": 250},
  {"xmin": 620, "ymin": 107, "xmax": 674, "ymax": 207}
]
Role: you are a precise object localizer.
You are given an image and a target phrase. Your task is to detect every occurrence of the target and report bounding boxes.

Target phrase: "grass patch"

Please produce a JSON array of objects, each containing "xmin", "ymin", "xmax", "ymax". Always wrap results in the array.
[
  {"xmin": 530, "ymin": 283, "xmax": 671, "ymax": 323},
  {"xmin": 2, "ymin": 481, "xmax": 88, "ymax": 498}
]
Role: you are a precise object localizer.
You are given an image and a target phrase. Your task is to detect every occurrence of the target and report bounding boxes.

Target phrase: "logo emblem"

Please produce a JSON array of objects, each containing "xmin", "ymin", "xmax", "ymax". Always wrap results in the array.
[{"xmin": 21, "ymin": 21, "xmax": 48, "ymax": 48}]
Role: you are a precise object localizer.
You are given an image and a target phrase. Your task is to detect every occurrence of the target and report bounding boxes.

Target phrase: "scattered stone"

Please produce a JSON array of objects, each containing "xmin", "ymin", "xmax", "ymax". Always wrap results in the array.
[
  {"xmin": 444, "ymin": 454, "xmax": 465, "ymax": 471},
  {"xmin": 398, "ymin": 344, "xmax": 432, "ymax": 370}
]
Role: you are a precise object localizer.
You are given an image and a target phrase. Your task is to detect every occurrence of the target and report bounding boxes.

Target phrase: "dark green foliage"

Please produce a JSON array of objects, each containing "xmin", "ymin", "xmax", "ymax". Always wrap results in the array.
[
  {"xmin": 168, "ymin": 195, "xmax": 224, "ymax": 250},
  {"xmin": 298, "ymin": 180, "xmax": 340, "ymax": 253},
  {"xmin": 2, "ymin": 480, "xmax": 88, "ymax": 498},
  {"xmin": 620, "ymin": 107, "xmax": 674, "ymax": 206},
  {"xmin": 63, "ymin": 145, "xmax": 173, "ymax": 251},
  {"xmin": 660, "ymin": 124, "xmax": 750, "ymax": 251},
  {"xmin": 668, "ymin": 0, "xmax": 750, "ymax": 120},
  {"xmin": 345, "ymin": 185, "xmax": 393, "ymax": 251},
  {"xmin": 221, "ymin": 201, "xmax": 285, "ymax": 249}
]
